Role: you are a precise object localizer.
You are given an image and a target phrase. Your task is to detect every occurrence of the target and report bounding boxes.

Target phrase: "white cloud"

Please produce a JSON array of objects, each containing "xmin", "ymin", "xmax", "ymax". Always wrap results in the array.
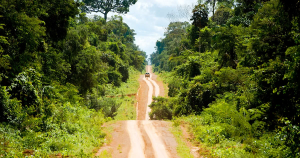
[
  {"xmin": 153, "ymin": 0, "xmax": 196, "ymax": 7},
  {"xmin": 135, "ymin": 1, "xmax": 153, "ymax": 11},
  {"xmin": 89, "ymin": 0, "xmax": 198, "ymax": 58},
  {"xmin": 135, "ymin": 33, "xmax": 161, "ymax": 54},
  {"xmin": 154, "ymin": 26, "xmax": 165, "ymax": 33},
  {"xmin": 124, "ymin": 14, "xmax": 139, "ymax": 22}
]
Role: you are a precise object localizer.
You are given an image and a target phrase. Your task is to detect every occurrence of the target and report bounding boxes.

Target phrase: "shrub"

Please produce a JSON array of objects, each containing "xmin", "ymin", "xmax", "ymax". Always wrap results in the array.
[
  {"xmin": 149, "ymin": 97, "xmax": 173, "ymax": 120},
  {"xmin": 88, "ymin": 97, "xmax": 121, "ymax": 118},
  {"xmin": 108, "ymin": 70, "xmax": 122, "ymax": 87}
]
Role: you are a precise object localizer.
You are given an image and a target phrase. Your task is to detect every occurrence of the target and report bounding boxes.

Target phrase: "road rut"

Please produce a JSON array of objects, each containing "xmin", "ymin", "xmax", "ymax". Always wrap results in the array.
[{"xmin": 97, "ymin": 66, "xmax": 179, "ymax": 158}]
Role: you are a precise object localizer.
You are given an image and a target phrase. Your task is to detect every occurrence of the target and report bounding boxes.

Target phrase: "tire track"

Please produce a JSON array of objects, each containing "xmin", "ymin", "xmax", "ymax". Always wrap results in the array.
[
  {"xmin": 142, "ymin": 121, "xmax": 170, "ymax": 158},
  {"xmin": 142, "ymin": 76, "xmax": 153, "ymax": 120},
  {"xmin": 127, "ymin": 66, "xmax": 171, "ymax": 158},
  {"xmin": 127, "ymin": 121, "xmax": 145, "ymax": 158},
  {"xmin": 97, "ymin": 66, "xmax": 179, "ymax": 158}
]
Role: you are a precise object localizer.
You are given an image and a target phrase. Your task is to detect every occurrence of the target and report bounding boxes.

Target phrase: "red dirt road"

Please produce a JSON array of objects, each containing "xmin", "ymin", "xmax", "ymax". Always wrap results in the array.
[{"xmin": 96, "ymin": 66, "xmax": 179, "ymax": 158}]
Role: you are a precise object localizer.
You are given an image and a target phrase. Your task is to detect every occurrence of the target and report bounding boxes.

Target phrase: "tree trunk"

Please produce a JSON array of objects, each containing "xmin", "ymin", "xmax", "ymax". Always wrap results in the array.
[
  {"xmin": 212, "ymin": 0, "xmax": 215, "ymax": 21},
  {"xmin": 104, "ymin": 12, "xmax": 108, "ymax": 22},
  {"xmin": 199, "ymin": 28, "xmax": 201, "ymax": 53}
]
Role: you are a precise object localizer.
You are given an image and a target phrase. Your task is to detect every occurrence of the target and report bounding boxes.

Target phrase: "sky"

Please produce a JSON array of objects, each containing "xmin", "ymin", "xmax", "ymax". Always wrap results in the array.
[{"xmin": 89, "ymin": 0, "xmax": 198, "ymax": 58}]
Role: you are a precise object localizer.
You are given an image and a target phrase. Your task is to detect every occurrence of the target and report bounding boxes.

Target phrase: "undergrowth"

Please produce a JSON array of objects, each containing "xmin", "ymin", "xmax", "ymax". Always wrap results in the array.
[
  {"xmin": 0, "ymin": 67, "xmax": 141, "ymax": 157},
  {"xmin": 105, "ymin": 67, "xmax": 140, "ymax": 97},
  {"xmin": 114, "ymin": 96, "xmax": 136, "ymax": 120},
  {"xmin": 170, "ymin": 122, "xmax": 193, "ymax": 158},
  {"xmin": 175, "ymin": 111, "xmax": 293, "ymax": 157},
  {"xmin": 0, "ymin": 104, "xmax": 107, "ymax": 157},
  {"xmin": 113, "ymin": 67, "xmax": 140, "ymax": 120}
]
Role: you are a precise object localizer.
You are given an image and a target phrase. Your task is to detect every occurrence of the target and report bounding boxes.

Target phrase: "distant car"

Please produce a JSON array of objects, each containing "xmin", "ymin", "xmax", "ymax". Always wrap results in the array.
[{"xmin": 145, "ymin": 72, "xmax": 150, "ymax": 78}]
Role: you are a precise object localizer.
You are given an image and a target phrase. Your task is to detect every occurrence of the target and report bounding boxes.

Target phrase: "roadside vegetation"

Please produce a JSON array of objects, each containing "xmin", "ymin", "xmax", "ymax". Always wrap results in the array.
[
  {"xmin": 0, "ymin": 0, "xmax": 145, "ymax": 156},
  {"xmin": 150, "ymin": 0, "xmax": 300, "ymax": 157},
  {"xmin": 170, "ymin": 123, "xmax": 194, "ymax": 158},
  {"xmin": 113, "ymin": 68, "xmax": 140, "ymax": 121}
]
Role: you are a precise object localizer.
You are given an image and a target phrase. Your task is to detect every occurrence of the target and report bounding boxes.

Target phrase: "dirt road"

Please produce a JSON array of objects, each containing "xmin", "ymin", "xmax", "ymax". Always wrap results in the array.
[{"xmin": 96, "ymin": 66, "xmax": 179, "ymax": 158}]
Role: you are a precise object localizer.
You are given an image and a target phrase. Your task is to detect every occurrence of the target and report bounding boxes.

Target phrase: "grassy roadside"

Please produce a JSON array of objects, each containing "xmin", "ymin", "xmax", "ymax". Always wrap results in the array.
[
  {"xmin": 114, "ymin": 96, "xmax": 137, "ymax": 121},
  {"xmin": 106, "ymin": 67, "xmax": 141, "ymax": 97},
  {"xmin": 170, "ymin": 122, "xmax": 194, "ymax": 158},
  {"xmin": 0, "ymin": 103, "xmax": 108, "ymax": 157},
  {"xmin": 95, "ymin": 68, "xmax": 142, "ymax": 157},
  {"xmin": 114, "ymin": 67, "xmax": 141, "ymax": 120}
]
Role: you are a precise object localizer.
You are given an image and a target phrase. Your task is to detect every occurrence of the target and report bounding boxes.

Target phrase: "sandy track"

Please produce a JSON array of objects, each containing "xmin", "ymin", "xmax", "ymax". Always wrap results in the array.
[
  {"xmin": 127, "ymin": 66, "xmax": 171, "ymax": 158},
  {"xmin": 142, "ymin": 121, "xmax": 169, "ymax": 158},
  {"xmin": 146, "ymin": 66, "xmax": 160, "ymax": 98},
  {"xmin": 97, "ymin": 66, "xmax": 179, "ymax": 158},
  {"xmin": 128, "ymin": 65, "xmax": 170, "ymax": 157},
  {"xmin": 137, "ymin": 75, "xmax": 149, "ymax": 120},
  {"xmin": 148, "ymin": 78, "xmax": 159, "ymax": 98},
  {"xmin": 127, "ymin": 120, "xmax": 145, "ymax": 158},
  {"xmin": 95, "ymin": 121, "xmax": 131, "ymax": 157},
  {"xmin": 143, "ymin": 77, "xmax": 153, "ymax": 120}
]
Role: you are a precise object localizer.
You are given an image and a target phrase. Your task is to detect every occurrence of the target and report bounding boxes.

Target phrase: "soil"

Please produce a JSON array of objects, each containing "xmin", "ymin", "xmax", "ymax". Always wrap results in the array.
[
  {"xmin": 147, "ymin": 65, "xmax": 166, "ymax": 97},
  {"xmin": 137, "ymin": 75, "xmax": 149, "ymax": 120},
  {"xmin": 96, "ymin": 66, "xmax": 182, "ymax": 158},
  {"xmin": 95, "ymin": 121, "xmax": 131, "ymax": 158},
  {"xmin": 151, "ymin": 121, "xmax": 179, "ymax": 158}
]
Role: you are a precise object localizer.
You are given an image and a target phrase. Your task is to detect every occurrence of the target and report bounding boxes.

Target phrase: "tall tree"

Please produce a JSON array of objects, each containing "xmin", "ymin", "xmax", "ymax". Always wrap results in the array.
[
  {"xmin": 81, "ymin": 0, "xmax": 137, "ymax": 21},
  {"xmin": 191, "ymin": 4, "xmax": 208, "ymax": 52},
  {"xmin": 198, "ymin": 0, "xmax": 216, "ymax": 20},
  {"xmin": 198, "ymin": 0, "xmax": 234, "ymax": 21}
]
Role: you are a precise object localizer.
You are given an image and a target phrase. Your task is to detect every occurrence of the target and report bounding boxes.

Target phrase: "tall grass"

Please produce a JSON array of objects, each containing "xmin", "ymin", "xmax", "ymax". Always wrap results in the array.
[
  {"xmin": 112, "ymin": 67, "xmax": 140, "ymax": 120},
  {"xmin": 114, "ymin": 96, "xmax": 136, "ymax": 120}
]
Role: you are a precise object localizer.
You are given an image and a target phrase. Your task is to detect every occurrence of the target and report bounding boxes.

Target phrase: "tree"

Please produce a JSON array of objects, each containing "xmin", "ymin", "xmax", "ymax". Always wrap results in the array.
[
  {"xmin": 191, "ymin": 4, "xmax": 209, "ymax": 52},
  {"xmin": 198, "ymin": 0, "xmax": 234, "ymax": 21},
  {"xmin": 203, "ymin": 0, "xmax": 217, "ymax": 20},
  {"xmin": 211, "ymin": 5, "xmax": 231, "ymax": 25},
  {"xmin": 82, "ymin": 0, "xmax": 137, "ymax": 21},
  {"xmin": 191, "ymin": 4, "xmax": 208, "ymax": 29}
]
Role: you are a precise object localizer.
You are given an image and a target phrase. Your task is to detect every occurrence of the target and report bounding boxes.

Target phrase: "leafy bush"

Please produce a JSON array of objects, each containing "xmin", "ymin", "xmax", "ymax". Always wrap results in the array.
[
  {"xmin": 88, "ymin": 97, "xmax": 121, "ymax": 118},
  {"xmin": 167, "ymin": 73, "xmax": 188, "ymax": 97},
  {"xmin": 149, "ymin": 97, "xmax": 173, "ymax": 120},
  {"xmin": 177, "ymin": 96, "xmax": 296, "ymax": 157},
  {"xmin": 0, "ymin": 102, "xmax": 107, "ymax": 157},
  {"xmin": 108, "ymin": 70, "xmax": 123, "ymax": 87},
  {"xmin": 0, "ymin": 69, "xmax": 45, "ymax": 127}
]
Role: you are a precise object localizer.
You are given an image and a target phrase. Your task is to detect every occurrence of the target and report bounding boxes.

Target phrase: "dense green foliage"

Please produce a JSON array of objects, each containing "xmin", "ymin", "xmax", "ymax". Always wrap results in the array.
[
  {"xmin": 0, "ymin": 0, "xmax": 145, "ymax": 156},
  {"xmin": 150, "ymin": 0, "xmax": 300, "ymax": 157}
]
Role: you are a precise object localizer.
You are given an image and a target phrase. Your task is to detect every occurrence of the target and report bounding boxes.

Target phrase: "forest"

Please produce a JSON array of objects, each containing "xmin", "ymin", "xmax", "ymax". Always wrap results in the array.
[
  {"xmin": 1, "ymin": 0, "xmax": 300, "ymax": 157},
  {"xmin": 150, "ymin": 0, "xmax": 300, "ymax": 157},
  {"xmin": 0, "ymin": 0, "xmax": 146, "ymax": 156}
]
